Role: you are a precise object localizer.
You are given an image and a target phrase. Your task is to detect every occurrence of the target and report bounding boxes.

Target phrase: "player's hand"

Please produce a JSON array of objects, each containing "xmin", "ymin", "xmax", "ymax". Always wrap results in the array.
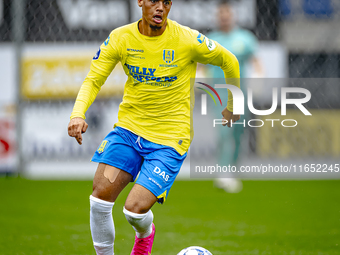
[
  {"xmin": 68, "ymin": 117, "xmax": 88, "ymax": 145},
  {"xmin": 221, "ymin": 107, "xmax": 240, "ymax": 128}
]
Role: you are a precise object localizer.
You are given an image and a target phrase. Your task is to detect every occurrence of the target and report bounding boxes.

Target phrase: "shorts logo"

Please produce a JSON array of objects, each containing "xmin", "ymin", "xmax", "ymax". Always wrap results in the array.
[
  {"xmin": 104, "ymin": 36, "xmax": 110, "ymax": 46},
  {"xmin": 163, "ymin": 50, "xmax": 175, "ymax": 64},
  {"xmin": 93, "ymin": 48, "xmax": 101, "ymax": 60},
  {"xmin": 197, "ymin": 33, "xmax": 206, "ymax": 44},
  {"xmin": 97, "ymin": 140, "xmax": 108, "ymax": 154},
  {"xmin": 153, "ymin": 166, "xmax": 169, "ymax": 182},
  {"xmin": 148, "ymin": 177, "xmax": 162, "ymax": 189}
]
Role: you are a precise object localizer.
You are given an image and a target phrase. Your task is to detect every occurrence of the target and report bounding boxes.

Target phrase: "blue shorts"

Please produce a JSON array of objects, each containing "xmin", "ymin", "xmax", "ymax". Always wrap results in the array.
[{"xmin": 91, "ymin": 127, "xmax": 187, "ymax": 204}]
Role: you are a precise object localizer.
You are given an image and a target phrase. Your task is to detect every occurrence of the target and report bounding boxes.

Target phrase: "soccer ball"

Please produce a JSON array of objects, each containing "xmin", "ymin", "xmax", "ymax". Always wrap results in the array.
[{"xmin": 177, "ymin": 246, "xmax": 213, "ymax": 255}]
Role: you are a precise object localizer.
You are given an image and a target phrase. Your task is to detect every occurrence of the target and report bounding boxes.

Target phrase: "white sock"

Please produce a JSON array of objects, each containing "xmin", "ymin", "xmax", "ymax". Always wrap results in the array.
[
  {"xmin": 123, "ymin": 207, "xmax": 153, "ymax": 238},
  {"xmin": 90, "ymin": 195, "xmax": 115, "ymax": 255}
]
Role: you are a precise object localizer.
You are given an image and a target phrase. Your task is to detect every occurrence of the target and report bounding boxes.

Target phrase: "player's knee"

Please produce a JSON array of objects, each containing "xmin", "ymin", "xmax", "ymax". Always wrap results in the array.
[
  {"xmin": 92, "ymin": 185, "xmax": 113, "ymax": 202},
  {"xmin": 124, "ymin": 199, "xmax": 149, "ymax": 214}
]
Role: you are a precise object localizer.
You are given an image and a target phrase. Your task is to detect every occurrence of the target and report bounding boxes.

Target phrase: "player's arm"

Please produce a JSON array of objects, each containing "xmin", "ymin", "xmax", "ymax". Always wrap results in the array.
[
  {"xmin": 192, "ymin": 33, "xmax": 240, "ymax": 127},
  {"xmin": 210, "ymin": 43, "xmax": 240, "ymax": 127},
  {"xmin": 68, "ymin": 71, "xmax": 107, "ymax": 145},
  {"xmin": 68, "ymin": 32, "xmax": 121, "ymax": 144}
]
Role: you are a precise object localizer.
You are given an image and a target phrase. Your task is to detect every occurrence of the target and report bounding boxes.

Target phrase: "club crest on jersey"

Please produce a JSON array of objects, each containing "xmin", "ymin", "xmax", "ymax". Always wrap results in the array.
[{"xmin": 163, "ymin": 50, "xmax": 175, "ymax": 64}]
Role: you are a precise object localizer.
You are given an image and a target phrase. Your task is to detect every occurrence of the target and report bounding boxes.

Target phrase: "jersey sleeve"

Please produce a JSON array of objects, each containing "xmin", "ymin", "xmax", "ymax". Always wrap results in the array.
[
  {"xmin": 70, "ymin": 29, "xmax": 122, "ymax": 119},
  {"xmin": 70, "ymin": 70, "xmax": 107, "ymax": 119},
  {"xmin": 191, "ymin": 31, "xmax": 240, "ymax": 112},
  {"xmin": 91, "ymin": 29, "xmax": 122, "ymax": 77}
]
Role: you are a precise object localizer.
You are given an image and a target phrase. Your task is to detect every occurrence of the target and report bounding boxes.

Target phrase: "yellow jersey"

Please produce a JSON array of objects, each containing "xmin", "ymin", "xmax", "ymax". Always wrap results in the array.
[{"xmin": 71, "ymin": 19, "xmax": 240, "ymax": 155}]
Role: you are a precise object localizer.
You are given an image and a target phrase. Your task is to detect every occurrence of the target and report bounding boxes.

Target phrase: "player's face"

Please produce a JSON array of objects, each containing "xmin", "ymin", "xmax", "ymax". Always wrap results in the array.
[
  {"xmin": 218, "ymin": 4, "xmax": 234, "ymax": 32},
  {"xmin": 138, "ymin": 0, "xmax": 172, "ymax": 30}
]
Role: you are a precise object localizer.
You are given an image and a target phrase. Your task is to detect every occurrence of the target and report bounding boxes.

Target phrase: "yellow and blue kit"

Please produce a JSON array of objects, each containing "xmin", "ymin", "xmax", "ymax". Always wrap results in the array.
[{"xmin": 71, "ymin": 19, "xmax": 240, "ymax": 202}]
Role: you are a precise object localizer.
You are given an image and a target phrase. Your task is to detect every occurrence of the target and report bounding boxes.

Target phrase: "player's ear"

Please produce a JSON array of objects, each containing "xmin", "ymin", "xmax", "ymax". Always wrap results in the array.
[{"xmin": 137, "ymin": 0, "xmax": 143, "ymax": 7}]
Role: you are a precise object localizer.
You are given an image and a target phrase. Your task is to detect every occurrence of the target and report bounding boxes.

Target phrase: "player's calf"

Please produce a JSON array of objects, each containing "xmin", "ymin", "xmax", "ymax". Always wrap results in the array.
[
  {"xmin": 90, "ymin": 195, "xmax": 115, "ymax": 255},
  {"xmin": 124, "ymin": 207, "xmax": 155, "ymax": 255},
  {"xmin": 124, "ymin": 207, "xmax": 154, "ymax": 238},
  {"xmin": 90, "ymin": 164, "xmax": 133, "ymax": 255}
]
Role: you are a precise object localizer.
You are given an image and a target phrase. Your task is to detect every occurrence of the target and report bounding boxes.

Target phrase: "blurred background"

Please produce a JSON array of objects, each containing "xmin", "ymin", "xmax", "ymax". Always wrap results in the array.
[{"xmin": 0, "ymin": 1, "xmax": 340, "ymax": 254}]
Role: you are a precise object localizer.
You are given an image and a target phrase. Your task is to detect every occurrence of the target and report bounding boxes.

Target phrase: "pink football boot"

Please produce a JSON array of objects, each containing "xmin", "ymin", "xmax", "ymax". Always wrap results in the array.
[{"xmin": 131, "ymin": 223, "xmax": 155, "ymax": 255}]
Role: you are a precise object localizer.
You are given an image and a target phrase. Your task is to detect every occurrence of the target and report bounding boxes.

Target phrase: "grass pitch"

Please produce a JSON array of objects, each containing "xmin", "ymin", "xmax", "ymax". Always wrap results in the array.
[{"xmin": 0, "ymin": 178, "xmax": 339, "ymax": 255}]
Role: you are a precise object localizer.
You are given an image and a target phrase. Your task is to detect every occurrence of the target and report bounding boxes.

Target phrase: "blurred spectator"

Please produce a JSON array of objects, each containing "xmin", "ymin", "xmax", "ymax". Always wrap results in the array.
[
  {"xmin": 206, "ymin": 0, "xmax": 263, "ymax": 193},
  {"xmin": 207, "ymin": 0, "xmax": 263, "ymax": 79}
]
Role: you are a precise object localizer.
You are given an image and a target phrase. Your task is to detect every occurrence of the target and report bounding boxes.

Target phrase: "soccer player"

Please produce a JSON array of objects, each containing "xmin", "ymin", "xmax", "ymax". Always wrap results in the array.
[
  {"xmin": 67, "ymin": 0, "xmax": 240, "ymax": 254},
  {"xmin": 207, "ymin": 0, "xmax": 263, "ymax": 193}
]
